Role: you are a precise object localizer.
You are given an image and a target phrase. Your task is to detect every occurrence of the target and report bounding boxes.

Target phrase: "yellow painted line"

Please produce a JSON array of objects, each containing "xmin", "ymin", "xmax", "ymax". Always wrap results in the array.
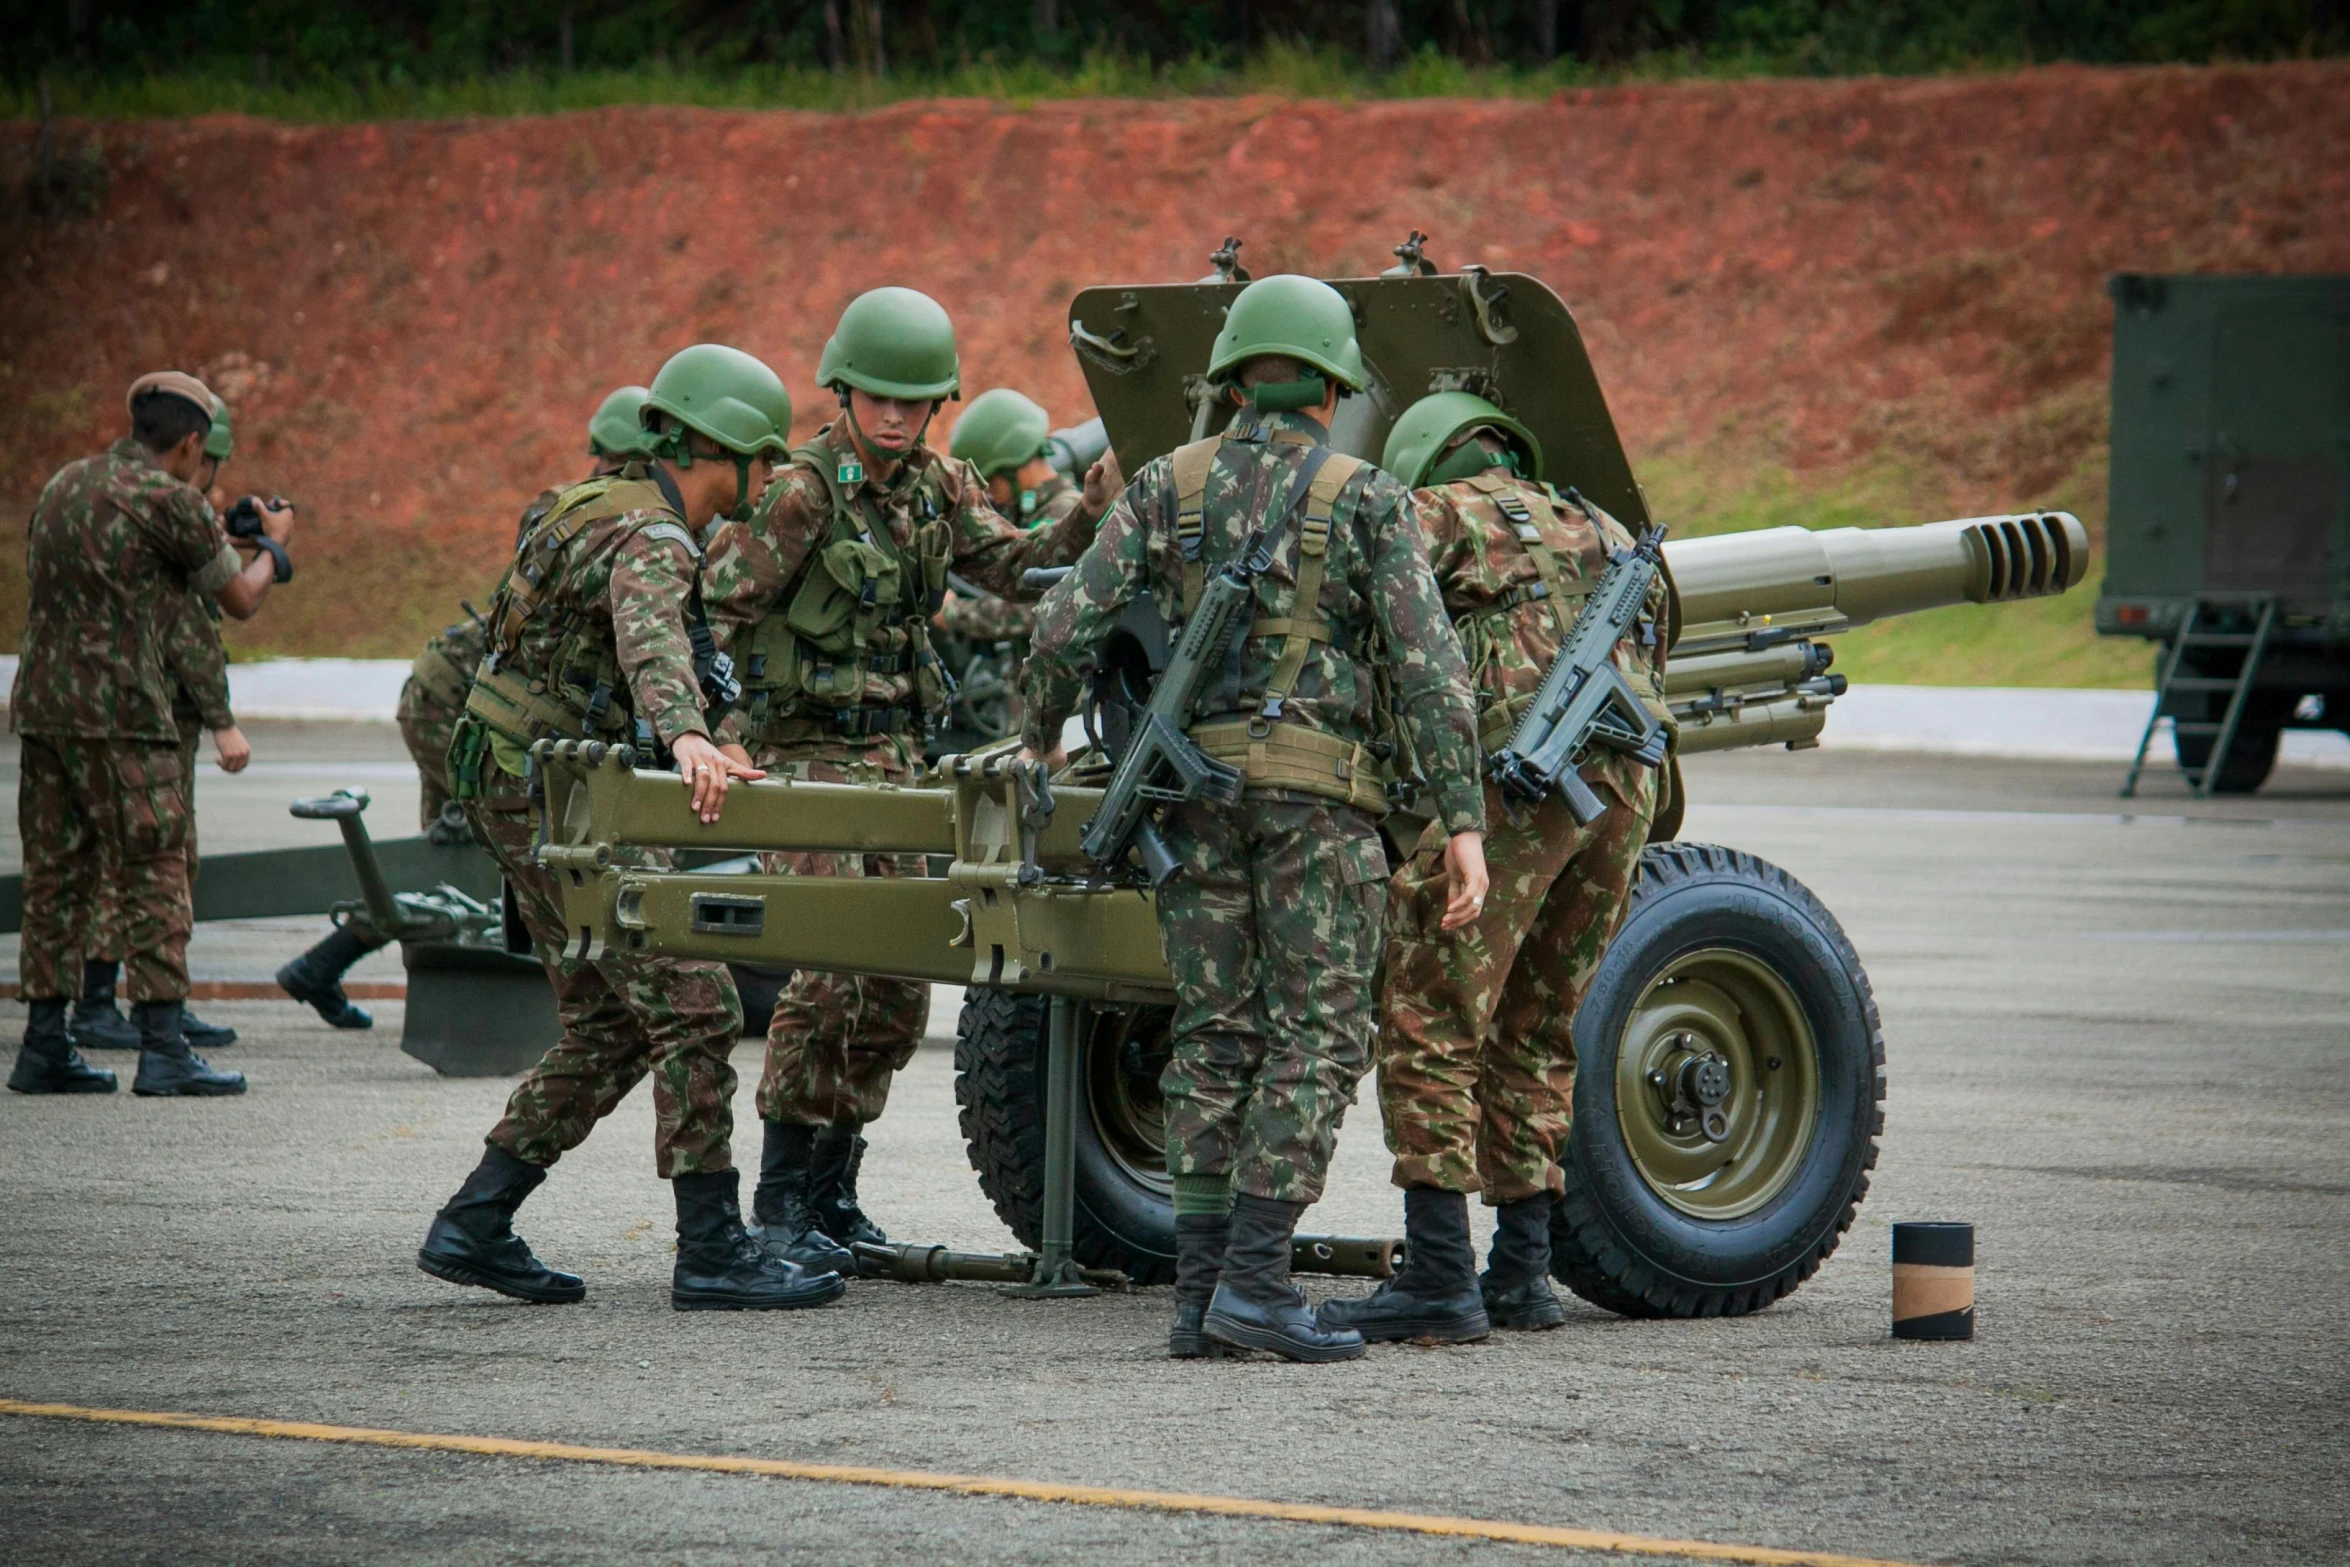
[{"xmin": 0, "ymin": 1397, "xmax": 1932, "ymax": 1567}]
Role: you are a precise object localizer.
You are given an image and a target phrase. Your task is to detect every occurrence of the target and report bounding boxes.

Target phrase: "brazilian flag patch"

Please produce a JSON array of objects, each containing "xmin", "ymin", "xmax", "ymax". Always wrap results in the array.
[{"xmin": 837, "ymin": 460, "xmax": 865, "ymax": 486}]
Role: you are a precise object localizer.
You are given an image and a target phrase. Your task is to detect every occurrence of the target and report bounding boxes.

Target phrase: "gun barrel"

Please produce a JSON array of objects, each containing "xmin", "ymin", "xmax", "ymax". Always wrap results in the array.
[{"xmin": 1664, "ymin": 512, "xmax": 2088, "ymax": 656}]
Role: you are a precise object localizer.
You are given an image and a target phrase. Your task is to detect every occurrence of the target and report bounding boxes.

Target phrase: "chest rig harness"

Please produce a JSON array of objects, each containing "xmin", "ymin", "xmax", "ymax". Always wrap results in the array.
[
  {"xmin": 460, "ymin": 470, "xmax": 710, "ymax": 756},
  {"xmin": 1448, "ymin": 473, "xmax": 1660, "ymax": 750},
  {"xmin": 731, "ymin": 442, "xmax": 954, "ymax": 747},
  {"xmin": 1165, "ymin": 426, "xmax": 1391, "ymax": 818}
]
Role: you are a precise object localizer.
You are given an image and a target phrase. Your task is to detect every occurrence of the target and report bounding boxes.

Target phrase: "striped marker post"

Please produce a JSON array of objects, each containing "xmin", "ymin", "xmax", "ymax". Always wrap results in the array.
[{"xmin": 1891, "ymin": 1222, "xmax": 1973, "ymax": 1340}]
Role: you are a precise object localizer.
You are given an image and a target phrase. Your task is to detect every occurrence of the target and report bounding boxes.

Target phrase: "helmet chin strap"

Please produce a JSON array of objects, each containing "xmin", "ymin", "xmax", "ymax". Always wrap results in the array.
[{"xmin": 837, "ymin": 387, "xmax": 939, "ymax": 480}]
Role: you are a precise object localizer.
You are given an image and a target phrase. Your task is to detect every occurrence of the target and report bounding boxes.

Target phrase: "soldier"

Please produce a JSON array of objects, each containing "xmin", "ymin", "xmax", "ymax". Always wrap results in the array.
[
  {"xmin": 1020, "ymin": 276, "xmax": 1491, "ymax": 1363},
  {"xmin": 8, "ymin": 371, "xmax": 292, "ymax": 1097},
  {"xmin": 276, "ymin": 386, "xmax": 662, "ymax": 1031},
  {"xmin": 700, "ymin": 289, "xmax": 1113, "ymax": 1277},
  {"xmin": 414, "ymin": 345, "xmax": 840, "ymax": 1312},
  {"xmin": 931, "ymin": 388, "xmax": 1114, "ymax": 745},
  {"xmin": 74, "ymin": 407, "xmax": 251, "ymax": 1055},
  {"xmin": 1317, "ymin": 393, "xmax": 1668, "ymax": 1343}
]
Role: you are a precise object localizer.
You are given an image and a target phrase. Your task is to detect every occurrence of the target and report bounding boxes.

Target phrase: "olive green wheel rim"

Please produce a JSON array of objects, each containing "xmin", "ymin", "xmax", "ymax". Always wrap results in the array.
[
  {"xmin": 1083, "ymin": 1006, "xmax": 1173, "ymax": 1195},
  {"xmin": 1613, "ymin": 948, "xmax": 1819, "ymax": 1220}
]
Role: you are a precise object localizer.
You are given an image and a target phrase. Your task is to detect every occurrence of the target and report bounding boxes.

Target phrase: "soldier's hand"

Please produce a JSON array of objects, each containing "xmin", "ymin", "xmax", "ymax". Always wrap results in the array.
[
  {"xmin": 211, "ymin": 724, "xmax": 253, "ymax": 775},
  {"xmin": 1015, "ymin": 745, "xmax": 1068, "ymax": 773},
  {"xmin": 1438, "ymin": 830, "xmax": 1489, "ymax": 932},
  {"xmin": 251, "ymin": 497, "xmax": 296, "ymax": 544},
  {"xmin": 1081, "ymin": 448, "xmax": 1124, "ymax": 518},
  {"xmin": 672, "ymin": 733, "xmax": 765, "ymax": 823}
]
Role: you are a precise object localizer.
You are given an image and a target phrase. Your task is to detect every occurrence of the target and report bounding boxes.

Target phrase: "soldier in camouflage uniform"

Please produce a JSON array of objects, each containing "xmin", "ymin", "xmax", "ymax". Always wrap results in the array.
[
  {"xmin": 76, "ymin": 403, "xmax": 252, "ymax": 1055},
  {"xmin": 416, "ymin": 345, "xmax": 844, "ymax": 1314},
  {"xmin": 276, "ymin": 388, "xmax": 660, "ymax": 1032},
  {"xmin": 9, "ymin": 372, "xmax": 292, "ymax": 1098},
  {"xmin": 1022, "ymin": 276, "xmax": 1491, "ymax": 1363},
  {"xmin": 1318, "ymin": 393, "xmax": 1668, "ymax": 1344},
  {"xmin": 700, "ymin": 290, "xmax": 1112, "ymax": 1278}
]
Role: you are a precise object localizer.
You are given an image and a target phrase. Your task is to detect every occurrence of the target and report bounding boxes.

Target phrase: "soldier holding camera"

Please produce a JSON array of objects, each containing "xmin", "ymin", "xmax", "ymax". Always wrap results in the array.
[{"xmin": 9, "ymin": 371, "xmax": 293, "ymax": 1097}]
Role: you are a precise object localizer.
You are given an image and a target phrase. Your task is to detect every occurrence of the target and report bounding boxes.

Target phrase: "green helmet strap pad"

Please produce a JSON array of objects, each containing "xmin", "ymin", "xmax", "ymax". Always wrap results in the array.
[
  {"xmin": 1427, "ymin": 437, "xmax": 1516, "ymax": 487},
  {"xmin": 1246, "ymin": 374, "xmax": 1328, "ymax": 413}
]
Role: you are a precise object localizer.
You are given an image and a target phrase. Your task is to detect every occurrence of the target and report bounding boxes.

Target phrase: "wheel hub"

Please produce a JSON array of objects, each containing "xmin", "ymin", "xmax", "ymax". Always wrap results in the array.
[{"xmin": 1646, "ymin": 1036, "xmax": 1734, "ymax": 1144}]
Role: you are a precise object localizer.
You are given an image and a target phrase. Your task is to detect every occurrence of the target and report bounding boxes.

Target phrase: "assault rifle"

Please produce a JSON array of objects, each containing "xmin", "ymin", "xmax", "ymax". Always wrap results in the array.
[
  {"xmin": 1077, "ymin": 448, "xmax": 1336, "ymax": 884},
  {"xmin": 1486, "ymin": 523, "xmax": 1672, "ymax": 825}
]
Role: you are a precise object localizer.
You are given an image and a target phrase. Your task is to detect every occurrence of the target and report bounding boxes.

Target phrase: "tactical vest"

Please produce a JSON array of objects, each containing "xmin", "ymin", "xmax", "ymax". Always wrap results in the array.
[
  {"xmin": 733, "ymin": 442, "xmax": 954, "ymax": 746},
  {"xmin": 462, "ymin": 472, "xmax": 696, "ymax": 750},
  {"xmin": 1449, "ymin": 474, "xmax": 1665, "ymax": 750},
  {"xmin": 1167, "ymin": 432, "xmax": 1390, "ymax": 817},
  {"xmin": 410, "ymin": 618, "xmax": 487, "ymax": 710}
]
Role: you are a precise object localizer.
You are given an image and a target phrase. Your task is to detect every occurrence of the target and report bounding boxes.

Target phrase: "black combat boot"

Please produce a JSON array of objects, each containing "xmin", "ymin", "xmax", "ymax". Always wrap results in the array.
[
  {"xmin": 1168, "ymin": 1213, "xmax": 1234, "ymax": 1360},
  {"xmin": 130, "ymin": 1001, "xmax": 246, "ymax": 1097},
  {"xmin": 8, "ymin": 999, "xmax": 118, "ymax": 1094},
  {"xmin": 69, "ymin": 959, "xmax": 141, "ymax": 1050},
  {"xmin": 1314, "ymin": 1187, "xmax": 1491, "ymax": 1344},
  {"xmin": 751, "ymin": 1121, "xmax": 857, "ymax": 1275},
  {"xmin": 180, "ymin": 1008, "xmax": 237, "ymax": 1049},
  {"xmin": 1481, "ymin": 1193, "xmax": 1568, "ymax": 1330},
  {"xmin": 416, "ymin": 1144, "xmax": 586, "ymax": 1303},
  {"xmin": 276, "ymin": 926, "xmax": 381, "ymax": 1030},
  {"xmin": 1203, "ymin": 1193, "xmax": 1366, "ymax": 1363},
  {"xmin": 672, "ymin": 1168, "xmax": 847, "ymax": 1312},
  {"xmin": 810, "ymin": 1123, "xmax": 889, "ymax": 1263}
]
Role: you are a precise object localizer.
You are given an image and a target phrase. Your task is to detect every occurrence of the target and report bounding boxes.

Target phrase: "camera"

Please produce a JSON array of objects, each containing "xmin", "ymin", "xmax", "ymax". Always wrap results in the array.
[{"xmin": 224, "ymin": 494, "xmax": 285, "ymax": 540}]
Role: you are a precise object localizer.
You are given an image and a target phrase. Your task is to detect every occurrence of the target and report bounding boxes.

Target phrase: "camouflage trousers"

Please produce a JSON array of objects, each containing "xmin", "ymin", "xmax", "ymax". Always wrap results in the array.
[
  {"xmin": 396, "ymin": 678, "xmax": 462, "ymax": 832},
  {"xmin": 87, "ymin": 718, "xmax": 204, "ymax": 969},
  {"xmin": 752, "ymin": 749, "xmax": 930, "ymax": 1128},
  {"xmin": 1154, "ymin": 795, "xmax": 1390, "ymax": 1205},
  {"xmin": 16, "ymin": 733, "xmax": 196, "ymax": 1003},
  {"xmin": 1377, "ymin": 771, "xmax": 1654, "ymax": 1203},
  {"xmin": 468, "ymin": 795, "xmax": 742, "ymax": 1178}
]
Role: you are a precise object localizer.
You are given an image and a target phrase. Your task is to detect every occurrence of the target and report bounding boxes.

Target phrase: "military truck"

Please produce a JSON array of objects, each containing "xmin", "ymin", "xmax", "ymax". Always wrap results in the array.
[
  {"xmin": 527, "ymin": 256, "xmax": 2089, "ymax": 1319},
  {"xmin": 2100, "ymin": 273, "xmax": 2350, "ymax": 795}
]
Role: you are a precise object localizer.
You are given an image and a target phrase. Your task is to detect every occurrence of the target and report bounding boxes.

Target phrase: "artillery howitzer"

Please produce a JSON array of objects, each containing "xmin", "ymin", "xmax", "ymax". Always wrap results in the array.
[{"xmin": 529, "ymin": 258, "xmax": 2087, "ymax": 1315}]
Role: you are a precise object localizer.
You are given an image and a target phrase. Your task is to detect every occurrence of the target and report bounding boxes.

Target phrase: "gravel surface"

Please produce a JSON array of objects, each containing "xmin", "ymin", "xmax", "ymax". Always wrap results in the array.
[{"xmin": 3, "ymin": 735, "xmax": 2345, "ymax": 1566}]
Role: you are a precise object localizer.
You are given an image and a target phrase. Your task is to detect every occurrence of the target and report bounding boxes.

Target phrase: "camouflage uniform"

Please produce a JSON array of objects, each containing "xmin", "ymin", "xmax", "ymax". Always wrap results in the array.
[
  {"xmin": 932, "ymin": 472, "xmax": 1084, "ymax": 648},
  {"xmin": 1023, "ymin": 408, "xmax": 1486, "ymax": 1204},
  {"xmin": 87, "ymin": 586, "xmax": 231, "ymax": 967},
  {"xmin": 397, "ymin": 612, "xmax": 487, "ymax": 829},
  {"xmin": 12, "ymin": 439, "xmax": 243, "ymax": 1004},
  {"xmin": 702, "ymin": 420, "xmax": 1096, "ymax": 1128},
  {"xmin": 1378, "ymin": 476, "xmax": 1667, "ymax": 1201},
  {"xmin": 448, "ymin": 470, "xmax": 741, "ymax": 1178}
]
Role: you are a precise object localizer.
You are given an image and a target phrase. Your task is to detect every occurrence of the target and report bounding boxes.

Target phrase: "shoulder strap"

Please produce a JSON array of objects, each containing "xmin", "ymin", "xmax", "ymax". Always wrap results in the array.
[
  {"xmin": 1170, "ymin": 436, "xmax": 1223, "ymax": 617},
  {"xmin": 486, "ymin": 477, "xmax": 628, "ymax": 658},
  {"xmin": 1472, "ymin": 473, "xmax": 1580, "ymax": 649},
  {"xmin": 1257, "ymin": 450, "xmax": 1364, "ymax": 724}
]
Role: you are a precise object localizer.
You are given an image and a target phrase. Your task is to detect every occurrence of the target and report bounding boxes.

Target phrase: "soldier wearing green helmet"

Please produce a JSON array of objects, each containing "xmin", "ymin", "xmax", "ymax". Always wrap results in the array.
[
  {"xmin": 1315, "ymin": 390, "xmax": 1670, "ymax": 1348},
  {"xmin": 1019, "ymin": 275, "xmax": 1491, "ymax": 1364},
  {"xmin": 417, "ymin": 343, "xmax": 847, "ymax": 1316},
  {"xmin": 701, "ymin": 288, "xmax": 1118, "ymax": 1278},
  {"xmin": 933, "ymin": 388, "xmax": 1119, "ymax": 739},
  {"xmin": 276, "ymin": 383, "xmax": 683, "ymax": 1036}
]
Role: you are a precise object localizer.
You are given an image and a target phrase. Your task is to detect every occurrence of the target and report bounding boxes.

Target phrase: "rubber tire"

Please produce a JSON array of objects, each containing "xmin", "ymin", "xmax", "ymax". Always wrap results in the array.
[
  {"xmin": 1551, "ymin": 842, "xmax": 1885, "ymax": 1319},
  {"xmin": 953, "ymin": 988, "xmax": 1178, "ymax": 1285},
  {"xmin": 2174, "ymin": 713, "xmax": 2284, "ymax": 794}
]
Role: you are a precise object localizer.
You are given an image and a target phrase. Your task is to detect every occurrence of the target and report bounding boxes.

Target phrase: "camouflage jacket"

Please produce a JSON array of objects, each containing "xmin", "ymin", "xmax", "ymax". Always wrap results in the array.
[
  {"xmin": 467, "ymin": 471, "xmax": 711, "ymax": 773},
  {"xmin": 933, "ymin": 474, "xmax": 1085, "ymax": 645},
  {"xmin": 164, "ymin": 587, "xmax": 234, "ymax": 732},
  {"xmin": 407, "ymin": 610, "xmax": 490, "ymax": 711},
  {"xmin": 11, "ymin": 438, "xmax": 243, "ymax": 742},
  {"xmin": 701, "ymin": 419, "xmax": 1096, "ymax": 754},
  {"xmin": 1022, "ymin": 409, "xmax": 1487, "ymax": 835}
]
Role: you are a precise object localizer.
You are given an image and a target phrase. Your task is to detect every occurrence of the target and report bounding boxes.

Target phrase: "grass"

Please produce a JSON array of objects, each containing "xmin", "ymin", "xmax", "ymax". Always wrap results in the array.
[{"xmin": 4, "ymin": 38, "xmax": 2151, "ymax": 124}]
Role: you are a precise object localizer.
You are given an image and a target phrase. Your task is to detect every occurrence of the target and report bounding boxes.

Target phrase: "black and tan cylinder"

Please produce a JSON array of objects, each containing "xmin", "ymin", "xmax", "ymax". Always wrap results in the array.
[{"xmin": 1891, "ymin": 1222, "xmax": 1974, "ymax": 1340}]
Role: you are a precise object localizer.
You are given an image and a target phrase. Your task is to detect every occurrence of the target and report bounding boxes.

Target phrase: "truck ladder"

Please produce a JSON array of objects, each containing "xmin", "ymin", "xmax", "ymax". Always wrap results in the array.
[{"xmin": 2121, "ymin": 594, "xmax": 2278, "ymax": 799}]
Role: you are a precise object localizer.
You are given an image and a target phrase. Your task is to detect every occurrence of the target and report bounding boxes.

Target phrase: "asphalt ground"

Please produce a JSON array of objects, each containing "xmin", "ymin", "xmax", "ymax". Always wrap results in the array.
[{"xmin": 3, "ymin": 724, "xmax": 2347, "ymax": 1566}]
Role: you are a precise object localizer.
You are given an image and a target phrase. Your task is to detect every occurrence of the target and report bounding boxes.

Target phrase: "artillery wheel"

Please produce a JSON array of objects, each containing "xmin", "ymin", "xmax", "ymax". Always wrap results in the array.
[
  {"xmin": 1551, "ymin": 842, "xmax": 1884, "ymax": 1318},
  {"xmin": 954, "ymin": 989, "xmax": 1178, "ymax": 1285}
]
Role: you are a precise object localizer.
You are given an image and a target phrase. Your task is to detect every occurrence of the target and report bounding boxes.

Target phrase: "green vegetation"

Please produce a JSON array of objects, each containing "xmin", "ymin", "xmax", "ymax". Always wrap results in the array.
[{"xmin": 11, "ymin": 2, "xmax": 2344, "ymax": 120}]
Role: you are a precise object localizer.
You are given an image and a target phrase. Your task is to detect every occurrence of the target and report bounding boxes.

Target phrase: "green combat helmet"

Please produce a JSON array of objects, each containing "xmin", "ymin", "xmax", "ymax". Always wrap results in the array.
[
  {"xmin": 1381, "ymin": 390, "xmax": 1545, "ymax": 489},
  {"xmin": 951, "ymin": 389, "xmax": 1052, "ymax": 479},
  {"xmin": 1206, "ymin": 273, "xmax": 1366, "ymax": 410},
  {"xmin": 587, "ymin": 385, "xmax": 657, "ymax": 460},
  {"xmin": 204, "ymin": 402, "xmax": 233, "ymax": 463},
  {"xmin": 642, "ymin": 344, "xmax": 793, "ymax": 521},
  {"xmin": 816, "ymin": 287, "xmax": 961, "ymax": 401}
]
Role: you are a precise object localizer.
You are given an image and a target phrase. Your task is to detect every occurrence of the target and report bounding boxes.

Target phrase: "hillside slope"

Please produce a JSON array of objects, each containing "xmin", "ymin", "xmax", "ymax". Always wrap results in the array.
[{"xmin": 4, "ymin": 63, "xmax": 2345, "ymax": 680}]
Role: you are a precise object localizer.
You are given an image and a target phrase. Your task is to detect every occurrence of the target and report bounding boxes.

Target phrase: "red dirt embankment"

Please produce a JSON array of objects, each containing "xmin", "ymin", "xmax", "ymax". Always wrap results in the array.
[{"xmin": 3, "ymin": 63, "xmax": 2345, "ymax": 657}]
